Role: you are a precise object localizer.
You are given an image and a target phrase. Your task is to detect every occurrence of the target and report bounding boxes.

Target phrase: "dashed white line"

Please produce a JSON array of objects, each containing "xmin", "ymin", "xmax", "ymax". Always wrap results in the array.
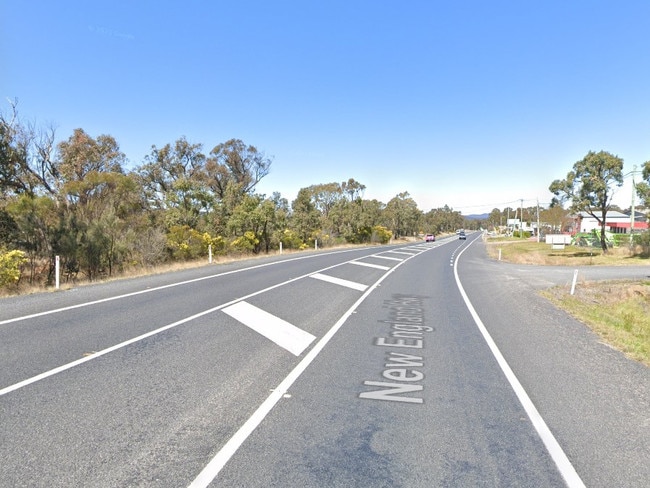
[{"xmin": 223, "ymin": 301, "xmax": 315, "ymax": 356}]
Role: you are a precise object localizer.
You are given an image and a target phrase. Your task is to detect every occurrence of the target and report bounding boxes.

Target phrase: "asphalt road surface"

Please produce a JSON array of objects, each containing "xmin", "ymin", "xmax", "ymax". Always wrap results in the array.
[{"xmin": 1, "ymin": 234, "xmax": 648, "ymax": 487}]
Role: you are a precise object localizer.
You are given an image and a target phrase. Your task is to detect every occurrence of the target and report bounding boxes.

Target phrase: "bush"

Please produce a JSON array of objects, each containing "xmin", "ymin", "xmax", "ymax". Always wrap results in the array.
[
  {"xmin": 280, "ymin": 229, "xmax": 304, "ymax": 250},
  {"xmin": 230, "ymin": 231, "xmax": 259, "ymax": 253},
  {"xmin": 637, "ymin": 231, "xmax": 650, "ymax": 257},
  {"xmin": 0, "ymin": 248, "xmax": 27, "ymax": 286},
  {"xmin": 167, "ymin": 225, "xmax": 224, "ymax": 260},
  {"xmin": 371, "ymin": 225, "xmax": 392, "ymax": 244}
]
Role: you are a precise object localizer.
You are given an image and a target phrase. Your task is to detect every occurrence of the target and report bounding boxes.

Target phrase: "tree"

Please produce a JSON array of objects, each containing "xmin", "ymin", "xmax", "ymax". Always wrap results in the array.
[
  {"xmin": 422, "ymin": 205, "xmax": 463, "ymax": 235},
  {"xmin": 341, "ymin": 178, "xmax": 366, "ymax": 201},
  {"xmin": 290, "ymin": 187, "xmax": 321, "ymax": 244},
  {"xmin": 205, "ymin": 139, "xmax": 272, "ymax": 200},
  {"xmin": 384, "ymin": 192, "xmax": 421, "ymax": 238},
  {"xmin": 1, "ymin": 100, "xmax": 59, "ymax": 196},
  {"xmin": 486, "ymin": 208, "xmax": 501, "ymax": 229},
  {"xmin": 539, "ymin": 205, "xmax": 570, "ymax": 233},
  {"xmin": 549, "ymin": 150, "xmax": 624, "ymax": 252},
  {"xmin": 135, "ymin": 137, "xmax": 208, "ymax": 215},
  {"xmin": 636, "ymin": 160, "xmax": 650, "ymax": 205},
  {"xmin": 58, "ymin": 129, "xmax": 125, "ymax": 184}
]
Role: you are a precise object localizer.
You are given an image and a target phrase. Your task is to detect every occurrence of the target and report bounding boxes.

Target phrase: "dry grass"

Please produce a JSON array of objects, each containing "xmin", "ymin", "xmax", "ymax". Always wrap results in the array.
[
  {"xmin": 484, "ymin": 236, "xmax": 650, "ymax": 366},
  {"xmin": 1, "ymin": 242, "xmax": 378, "ymax": 298},
  {"xmin": 541, "ymin": 281, "xmax": 650, "ymax": 366},
  {"xmin": 484, "ymin": 238, "xmax": 650, "ymax": 266}
]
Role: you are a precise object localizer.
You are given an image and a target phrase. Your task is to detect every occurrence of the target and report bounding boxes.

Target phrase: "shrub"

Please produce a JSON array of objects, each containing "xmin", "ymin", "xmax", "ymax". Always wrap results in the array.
[
  {"xmin": 0, "ymin": 248, "xmax": 27, "ymax": 287},
  {"xmin": 280, "ymin": 229, "xmax": 304, "ymax": 249},
  {"xmin": 637, "ymin": 231, "xmax": 650, "ymax": 257},
  {"xmin": 230, "ymin": 231, "xmax": 259, "ymax": 253},
  {"xmin": 371, "ymin": 225, "xmax": 392, "ymax": 244}
]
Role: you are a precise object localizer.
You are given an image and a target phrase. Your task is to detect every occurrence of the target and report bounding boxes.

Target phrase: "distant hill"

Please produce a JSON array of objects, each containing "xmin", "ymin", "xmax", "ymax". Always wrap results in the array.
[{"xmin": 465, "ymin": 213, "xmax": 489, "ymax": 220}]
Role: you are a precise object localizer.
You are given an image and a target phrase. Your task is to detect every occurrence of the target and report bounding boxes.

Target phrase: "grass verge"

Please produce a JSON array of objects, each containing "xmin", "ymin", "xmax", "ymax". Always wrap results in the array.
[
  {"xmin": 541, "ymin": 281, "xmax": 650, "ymax": 367},
  {"xmin": 485, "ymin": 236, "xmax": 650, "ymax": 367}
]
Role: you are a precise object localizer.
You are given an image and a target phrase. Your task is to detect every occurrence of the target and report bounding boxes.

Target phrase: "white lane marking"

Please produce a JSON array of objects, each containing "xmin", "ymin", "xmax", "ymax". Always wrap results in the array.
[
  {"xmin": 0, "ymin": 254, "xmax": 369, "ymax": 395},
  {"xmin": 454, "ymin": 242, "xmax": 586, "ymax": 488},
  {"xmin": 310, "ymin": 273, "xmax": 368, "ymax": 291},
  {"xmin": 349, "ymin": 260, "xmax": 390, "ymax": 270},
  {"xmin": 372, "ymin": 255, "xmax": 404, "ymax": 262},
  {"xmin": 222, "ymin": 301, "xmax": 315, "ymax": 356},
  {"xmin": 0, "ymin": 246, "xmax": 377, "ymax": 327},
  {"xmin": 386, "ymin": 250, "xmax": 419, "ymax": 256},
  {"xmin": 188, "ymin": 243, "xmax": 421, "ymax": 488},
  {"xmin": 0, "ymin": 305, "xmax": 225, "ymax": 397}
]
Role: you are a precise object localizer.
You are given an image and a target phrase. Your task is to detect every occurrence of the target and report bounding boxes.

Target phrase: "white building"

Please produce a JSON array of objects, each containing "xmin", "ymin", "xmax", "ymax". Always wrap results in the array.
[{"xmin": 572, "ymin": 211, "xmax": 647, "ymax": 234}]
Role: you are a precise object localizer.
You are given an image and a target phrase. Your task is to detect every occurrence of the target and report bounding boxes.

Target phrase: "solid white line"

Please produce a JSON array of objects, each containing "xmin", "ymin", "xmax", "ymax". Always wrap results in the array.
[
  {"xmin": 187, "ymin": 243, "xmax": 428, "ymax": 488},
  {"xmin": 0, "ymin": 247, "xmax": 376, "ymax": 327},
  {"xmin": 310, "ymin": 273, "xmax": 368, "ymax": 291},
  {"xmin": 222, "ymin": 301, "xmax": 315, "ymax": 356},
  {"xmin": 349, "ymin": 260, "xmax": 390, "ymax": 270},
  {"xmin": 0, "ymin": 305, "xmax": 226, "ymax": 397},
  {"xmin": 454, "ymin": 240, "xmax": 586, "ymax": 488},
  {"xmin": 0, "ymin": 253, "xmax": 372, "ymax": 396}
]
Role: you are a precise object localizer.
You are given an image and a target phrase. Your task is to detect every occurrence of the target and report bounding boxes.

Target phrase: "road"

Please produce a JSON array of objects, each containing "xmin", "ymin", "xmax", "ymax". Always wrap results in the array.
[{"xmin": 1, "ymin": 234, "xmax": 648, "ymax": 487}]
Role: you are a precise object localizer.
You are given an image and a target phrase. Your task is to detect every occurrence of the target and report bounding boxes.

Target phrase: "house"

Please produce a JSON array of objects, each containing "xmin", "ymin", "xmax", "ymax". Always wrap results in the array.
[{"xmin": 571, "ymin": 211, "xmax": 648, "ymax": 235}]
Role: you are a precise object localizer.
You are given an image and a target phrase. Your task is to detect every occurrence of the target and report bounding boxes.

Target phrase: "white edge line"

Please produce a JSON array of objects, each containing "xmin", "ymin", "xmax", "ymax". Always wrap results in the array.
[
  {"xmin": 453, "ymin": 239, "xmax": 586, "ymax": 488},
  {"xmin": 187, "ymin": 245, "xmax": 432, "ymax": 487},
  {"xmin": 0, "ymin": 246, "xmax": 379, "ymax": 327},
  {"xmin": 0, "ymin": 252, "xmax": 374, "ymax": 396}
]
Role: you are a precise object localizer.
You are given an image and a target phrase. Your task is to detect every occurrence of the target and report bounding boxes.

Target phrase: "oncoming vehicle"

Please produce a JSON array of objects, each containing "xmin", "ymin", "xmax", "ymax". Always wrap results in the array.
[
  {"xmin": 458, "ymin": 231, "xmax": 466, "ymax": 240},
  {"xmin": 425, "ymin": 234, "xmax": 435, "ymax": 242}
]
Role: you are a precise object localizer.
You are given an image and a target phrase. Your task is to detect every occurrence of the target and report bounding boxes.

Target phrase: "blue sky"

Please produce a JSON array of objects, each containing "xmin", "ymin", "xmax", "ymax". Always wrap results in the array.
[{"xmin": 2, "ymin": 1, "xmax": 648, "ymax": 214}]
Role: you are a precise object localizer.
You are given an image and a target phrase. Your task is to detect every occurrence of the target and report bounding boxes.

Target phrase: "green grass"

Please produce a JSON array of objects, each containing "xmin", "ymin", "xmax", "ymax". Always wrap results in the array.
[{"xmin": 542, "ymin": 281, "xmax": 650, "ymax": 367}]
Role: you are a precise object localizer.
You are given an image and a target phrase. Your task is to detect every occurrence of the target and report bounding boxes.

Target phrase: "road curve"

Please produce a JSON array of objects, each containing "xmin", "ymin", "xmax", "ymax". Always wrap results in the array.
[{"xmin": 1, "ymin": 235, "xmax": 647, "ymax": 487}]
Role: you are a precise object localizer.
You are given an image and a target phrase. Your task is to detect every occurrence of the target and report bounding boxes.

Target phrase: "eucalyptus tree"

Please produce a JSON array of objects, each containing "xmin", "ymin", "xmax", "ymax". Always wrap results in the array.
[
  {"xmin": 135, "ymin": 136, "xmax": 211, "ymax": 227},
  {"xmin": 57, "ymin": 129, "xmax": 137, "ymax": 279},
  {"xmin": 549, "ymin": 150, "xmax": 624, "ymax": 252},
  {"xmin": 290, "ymin": 187, "xmax": 321, "ymax": 244},
  {"xmin": 423, "ymin": 205, "xmax": 463, "ymax": 235},
  {"xmin": 384, "ymin": 192, "xmax": 421, "ymax": 238},
  {"xmin": 341, "ymin": 178, "xmax": 366, "ymax": 201},
  {"xmin": 0, "ymin": 100, "xmax": 59, "ymax": 197},
  {"xmin": 205, "ymin": 139, "xmax": 272, "ymax": 200},
  {"xmin": 636, "ymin": 160, "xmax": 650, "ymax": 205},
  {"xmin": 488, "ymin": 208, "xmax": 502, "ymax": 229},
  {"xmin": 227, "ymin": 193, "xmax": 286, "ymax": 253}
]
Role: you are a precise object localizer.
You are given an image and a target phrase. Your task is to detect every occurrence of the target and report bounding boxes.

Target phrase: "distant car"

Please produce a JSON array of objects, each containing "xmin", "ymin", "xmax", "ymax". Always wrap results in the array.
[
  {"xmin": 458, "ymin": 231, "xmax": 466, "ymax": 240},
  {"xmin": 425, "ymin": 234, "xmax": 435, "ymax": 242}
]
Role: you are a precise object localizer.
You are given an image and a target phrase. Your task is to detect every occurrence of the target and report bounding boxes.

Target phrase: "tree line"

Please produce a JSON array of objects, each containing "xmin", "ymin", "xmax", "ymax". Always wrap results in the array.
[{"xmin": 1, "ymin": 103, "xmax": 465, "ymax": 289}]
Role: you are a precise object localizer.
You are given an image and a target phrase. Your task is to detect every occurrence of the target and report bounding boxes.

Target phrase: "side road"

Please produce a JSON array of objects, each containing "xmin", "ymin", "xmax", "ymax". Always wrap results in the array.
[{"xmin": 458, "ymin": 237, "xmax": 649, "ymax": 488}]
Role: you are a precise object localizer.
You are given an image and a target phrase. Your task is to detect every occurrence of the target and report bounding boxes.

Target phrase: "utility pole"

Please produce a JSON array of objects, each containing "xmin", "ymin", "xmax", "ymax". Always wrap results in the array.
[
  {"xmin": 630, "ymin": 165, "xmax": 636, "ymax": 248},
  {"xmin": 536, "ymin": 198, "xmax": 540, "ymax": 243},
  {"xmin": 520, "ymin": 199, "xmax": 524, "ymax": 238}
]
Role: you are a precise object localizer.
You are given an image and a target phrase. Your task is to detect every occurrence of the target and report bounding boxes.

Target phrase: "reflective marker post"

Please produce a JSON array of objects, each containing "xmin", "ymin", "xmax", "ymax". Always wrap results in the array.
[
  {"xmin": 55, "ymin": 255, "xmax": 60, "ymax": 290},
  {"xmin": 570, "ymin": 269, "xmax": 579, "ymax": 295}
]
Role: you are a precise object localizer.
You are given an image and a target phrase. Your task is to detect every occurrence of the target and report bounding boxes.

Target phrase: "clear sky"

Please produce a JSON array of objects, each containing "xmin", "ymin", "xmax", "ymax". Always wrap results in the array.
[{"xmin": 2, "ymin": 1, "xmax": 648, "ymax": 214}]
